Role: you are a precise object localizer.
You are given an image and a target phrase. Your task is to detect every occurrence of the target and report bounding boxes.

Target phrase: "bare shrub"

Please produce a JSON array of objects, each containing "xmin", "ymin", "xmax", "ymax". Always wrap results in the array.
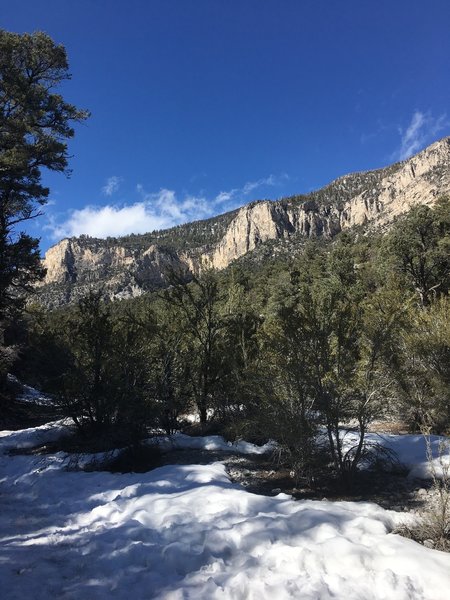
[
  {"xmin": 398, "ymin": 433, "xmax": 450, "ymax": 552},
  {"xmin": 419, "ymin": 434, "xmax": 450, "ymax": 550}
]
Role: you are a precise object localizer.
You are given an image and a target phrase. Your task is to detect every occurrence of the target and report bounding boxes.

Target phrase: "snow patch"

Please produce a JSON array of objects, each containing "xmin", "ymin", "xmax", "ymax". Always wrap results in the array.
[
  {"xmin": 150, "ymin": 432, "xmax": 276, "ymax": 455},
  {"xmin": 0, "ymin": 421, "xmax": 449, "ymax": 598}
]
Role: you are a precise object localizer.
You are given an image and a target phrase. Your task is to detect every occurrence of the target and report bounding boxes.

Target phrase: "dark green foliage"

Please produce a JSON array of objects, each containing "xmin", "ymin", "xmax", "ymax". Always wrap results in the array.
[
  {"xmin": 393, "ymin": 296, "xmax": 450, "ymax": 432},
  {"xmin": 17, "ymin": 197, "xmax": 450, "ymax": 482},
  {"xmin": 0, "ymin": 30, "xmax": 87, "ymax": 396},
  {"xmin": 149, "ymin": 298, "xmax": 192, "ymax": 434},
  {"xmin": 25, "ymin": 292, "xmax": 154, "ymax": 436},
  {"xmin": 384, "ymin": 197, "xmax": 450, "ymax": 306},
  {"xmin": 163, "ymin": 270, "xmax": 227, "ymax": 425},
  {"xmin": 62, "ymin": 292, "xmax": 116, "ymax": 429},
  {"xmin": 0, "ymin": 29, "xmax": 88, "ymax": 320},
  {"xmin": 246, "ymin": 232, "xmax": 417, "ymax": 486},
  {"xmin": 254, "ymin": 272, "xmax": 319, "ymax": 482}
]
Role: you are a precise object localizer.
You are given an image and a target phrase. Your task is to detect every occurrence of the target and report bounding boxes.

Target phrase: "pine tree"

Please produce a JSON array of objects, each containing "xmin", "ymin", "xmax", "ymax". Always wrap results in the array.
[
  {"xmin": 0, "ymin": 30, "xmax": 88, "ymax": 390},
  {"xmin": 385, "ymin": 198, "xmax": 450, "ymax": 307}
]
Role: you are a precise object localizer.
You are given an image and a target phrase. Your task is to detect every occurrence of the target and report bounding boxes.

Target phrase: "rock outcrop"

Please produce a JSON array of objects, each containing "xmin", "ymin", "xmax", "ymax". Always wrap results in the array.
[{"xmin": 39, "ymin": 137, "xmax": 450, "ymax": 307}]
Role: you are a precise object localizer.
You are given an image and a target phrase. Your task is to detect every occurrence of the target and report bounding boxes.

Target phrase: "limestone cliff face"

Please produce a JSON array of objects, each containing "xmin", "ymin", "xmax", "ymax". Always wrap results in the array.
[
  {"xmin": 204, "ymin": 136, "xmax": 450, "ymax": 269},
  {"xmin": 205, "ymin": 202, "xmax": 293, "ymax": 269},
  {"xmin": 39, "ymin": 239, "xmax": 191, "ymax": 307},
  {"xmin": 39, "ymin": 137, "xmax": 450, "ymax": 307},
  {"xmin": 337, "ymin": 136, "xmax": 450, "ymax": 228},
  {"xmin": 44, "ymin": 238, "xmax": 188, "ymax": 285}
]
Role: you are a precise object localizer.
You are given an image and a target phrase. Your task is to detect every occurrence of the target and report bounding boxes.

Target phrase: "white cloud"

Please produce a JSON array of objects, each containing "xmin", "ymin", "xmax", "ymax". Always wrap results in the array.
[
  {"xmin": 395, "ymin": 111, "xmax": 448, "ymax": 161},
  {"xmin": 214, "ymin": 174, "xmax": 289, "ymax": 207},
  {"xmin": 48, "ymin": 202, "xmax": 167, "ymax": 239},
  {"xmin": 102, "ymin": 176, "xmax": 122, "ymax": 196},
  {"xmin": 214, "ymin": 190, "xmax": 234, "ymax": 204},
  {"xmin": 46, "ymin": 173, "xmax": 289, "ymax": 241},
  {"xmin": 47, "ymin": 189, "xmax": 213, "ymax": 240},
  {"xmin": 137, "ymin": 187, "xmax": 212, "ymax": 222}
]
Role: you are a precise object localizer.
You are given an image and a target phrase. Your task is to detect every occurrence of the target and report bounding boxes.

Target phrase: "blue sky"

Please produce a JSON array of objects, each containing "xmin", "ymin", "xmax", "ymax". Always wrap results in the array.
[{"xmin": 2, "ymin": 0, "xmax": 450, "ymax": 251}]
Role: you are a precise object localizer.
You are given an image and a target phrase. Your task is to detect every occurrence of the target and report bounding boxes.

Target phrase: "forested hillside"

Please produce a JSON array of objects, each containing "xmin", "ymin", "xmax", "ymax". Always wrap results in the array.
[
  {"xmin": 37, "ymin": 136, "xmax": 450, "ymax": 308},
  {"xmin": 15, "ymin": 198, "xmax": 448, "ymax": 491}
]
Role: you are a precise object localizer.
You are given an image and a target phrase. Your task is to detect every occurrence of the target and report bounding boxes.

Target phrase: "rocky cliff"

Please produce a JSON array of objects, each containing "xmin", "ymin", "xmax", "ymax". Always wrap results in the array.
[{"xmin": 38, "ymin": 137, "xmax": 450, "ymax": 307}]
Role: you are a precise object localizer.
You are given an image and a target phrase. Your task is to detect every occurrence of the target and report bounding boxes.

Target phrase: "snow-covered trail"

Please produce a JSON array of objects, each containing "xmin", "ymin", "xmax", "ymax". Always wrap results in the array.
[{"xmin": 1, "ymin": 422, "xmax": 450, "ymax": 599}]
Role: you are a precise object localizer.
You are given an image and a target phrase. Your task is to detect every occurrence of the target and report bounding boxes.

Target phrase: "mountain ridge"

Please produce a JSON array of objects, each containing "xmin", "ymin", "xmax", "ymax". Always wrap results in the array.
[{"xmin": 38, "ymin": 136, "xmax": 450, "ymax": 308}]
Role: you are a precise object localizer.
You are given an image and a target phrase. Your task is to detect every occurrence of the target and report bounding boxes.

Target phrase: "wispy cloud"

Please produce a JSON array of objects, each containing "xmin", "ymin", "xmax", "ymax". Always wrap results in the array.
[
  {"xmin": 189, "ymin": 171, "xmax": 207, "ymax": 183},
  {"xmin": 46, "ymin": 173, "xmax": 289, "ymax": 241},
  {"xmin": 394, "ymin": 111, "xmax": 449, "ymax": 161},
  {"xmin": 214, "ymin": 174, "xmax": 289, "ymax": 208},
  {"xmin": 102, "ymin": 175, "xmax": 122, "ymax": 197},
  {"xmin": 136, "ymin": 186, "xmax": 212, "ymax": 223}
]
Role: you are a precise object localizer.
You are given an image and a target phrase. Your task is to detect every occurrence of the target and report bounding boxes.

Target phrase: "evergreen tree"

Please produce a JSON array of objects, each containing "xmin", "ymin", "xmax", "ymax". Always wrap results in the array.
[
  {"xmin": 165, "ymin": 271, "xmax": 225, "ymax": 424},
  {"xmin": 385, "ymin": 198, "xmax": 450, "ymax": 307},
  {"xmin": 257, "ymin": 267, "xmax": 319, "ymax": 483},
  {"xmin": 395, "ymin": 296, "xmax": 450, "ymax": 432},
  {"xmin": 150, "ymin": 298, "xmax": 192, "ymax": 434},
  {"xmin": 0, "ymin": 30, "xmax": 88, "ymax": 391}
]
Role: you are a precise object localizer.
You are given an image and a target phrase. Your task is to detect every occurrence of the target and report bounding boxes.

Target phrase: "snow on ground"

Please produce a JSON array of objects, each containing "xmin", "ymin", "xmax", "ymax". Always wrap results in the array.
[
  {"xmin": 7, "ymin": 375, "xmax": 56, "ymax": 407},
  {"xmin": 0, "ymin": 418, "xmax": 72, "ymax": 450},
  {"xmin": 342, "ymin": 430, "xmax": 450, "ymax": 479},
  {"xmin": 151, "ymin": 432, "xmax": 276, "ymax": 455},
  {"xmin": 369, "ymin": 432, "xmax": 450, "ymax": 479},
  {"xmin": 1, "ymin": 423, "xmax": 450, "ymax": 599}
]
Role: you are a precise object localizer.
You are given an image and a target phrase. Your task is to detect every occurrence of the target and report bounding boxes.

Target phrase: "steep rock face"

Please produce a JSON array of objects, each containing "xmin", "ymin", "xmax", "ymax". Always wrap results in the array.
[
  {"xmin": 206, "ymin": 202, "xmax": 294, "ymax": 269},
  {"xmin": 205, "ymin": 137, "xmax": 450, "ymax": 268},
  {"xmin": 39, "ymin": 137, "xmax": 450, "ymax": 307},
  {"xmin": 338, "ymin": 136, "xmax": 450, "ymax": 228},
  {"xmin": 39, "ymin": 239, "xmax": 191, "ymax": 307}
]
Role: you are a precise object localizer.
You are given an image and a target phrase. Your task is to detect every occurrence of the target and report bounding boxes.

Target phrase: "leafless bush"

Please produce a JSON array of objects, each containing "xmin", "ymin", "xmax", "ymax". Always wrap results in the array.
[
  {"xmin": 398, "ymin": 432, "xmax": 450, "ymax": 552},
  {"xmin": 419, "ymin": 434, "xmax": 450, "ymax": 550}
]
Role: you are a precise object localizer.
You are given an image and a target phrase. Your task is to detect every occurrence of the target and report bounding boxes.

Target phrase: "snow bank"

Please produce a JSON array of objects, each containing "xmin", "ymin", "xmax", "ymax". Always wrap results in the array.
[
  {"xmin": 1, "ymin": 422, "xmax": 450, "ymax": 599},
  {"xmin": 7, "ymin": 374, "xmax": 55, "ymax": 406},
  {"xmin": 342, "ymin": 430, "xmax": 450, "ymax": 479},
  {"xmin": 151, "ymin": 432, "xmax": 276, "ymax": 455},
  {"xmin": 0, "ymin": 418, "xmax": 71, "ymax": 450}
]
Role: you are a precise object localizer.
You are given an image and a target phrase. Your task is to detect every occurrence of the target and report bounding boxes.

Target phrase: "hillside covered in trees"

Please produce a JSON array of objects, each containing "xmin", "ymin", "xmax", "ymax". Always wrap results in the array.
[
  {"xmin": 14, "ymin": 198, "xmax": 449, "ymax": 481},
  {"xmin": 37, "ymin": 136, "xmax": 450, "ymax": 308}
]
